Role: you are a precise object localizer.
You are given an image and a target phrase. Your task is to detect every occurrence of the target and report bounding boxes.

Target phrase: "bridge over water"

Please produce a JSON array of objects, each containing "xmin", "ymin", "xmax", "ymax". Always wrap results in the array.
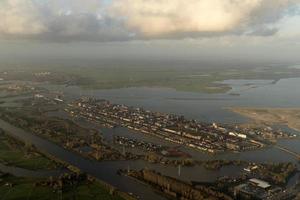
[{"xmin": 274, "ymin": 145, "xmax": 300, "ymax": 160}]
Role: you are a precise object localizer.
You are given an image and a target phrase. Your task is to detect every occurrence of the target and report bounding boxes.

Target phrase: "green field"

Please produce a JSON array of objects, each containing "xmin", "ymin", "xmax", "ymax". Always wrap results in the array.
[
  {"xmin": 0, "ymin": 174, "xmax": 124, "ymax": 200},
  {"xmin": 3, "ymin": 63, "xmax": 300, "ymax": 93},
  {"xmin": 62, "ymin": 64, "xmax": 300, "ymax": 93},
  {"xmin": 0, "ymin": 130, "xmax": 126, "ymax": 200},
  {"xmin": 0, "ymin": 131, "xmax": 61, "ymax": 170}
]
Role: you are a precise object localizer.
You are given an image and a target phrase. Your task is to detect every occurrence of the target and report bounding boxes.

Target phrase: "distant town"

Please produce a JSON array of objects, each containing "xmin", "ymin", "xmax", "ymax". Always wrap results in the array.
[{"xmin": 66, "ymin": 97, "xmax": 295, "ymax": 154}]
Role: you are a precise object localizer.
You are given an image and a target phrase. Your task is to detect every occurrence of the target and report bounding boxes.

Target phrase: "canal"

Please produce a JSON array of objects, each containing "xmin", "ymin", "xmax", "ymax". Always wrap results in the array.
[{"xmin": 0, "ymin": 119, "xmax": 166, "ymax": 200}]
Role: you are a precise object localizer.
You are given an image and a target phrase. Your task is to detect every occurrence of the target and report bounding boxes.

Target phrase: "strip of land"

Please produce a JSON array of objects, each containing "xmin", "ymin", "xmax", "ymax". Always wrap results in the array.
[{"xmin": 228, "ymin": 107, "xmax": 300, "ymax": 133}]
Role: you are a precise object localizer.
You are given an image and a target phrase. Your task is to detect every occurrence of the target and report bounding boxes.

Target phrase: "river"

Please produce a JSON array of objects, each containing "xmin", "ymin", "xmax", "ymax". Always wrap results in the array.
[{"xmin": 0, "ymin": 162, "xmax": 67, "ymax": 178}]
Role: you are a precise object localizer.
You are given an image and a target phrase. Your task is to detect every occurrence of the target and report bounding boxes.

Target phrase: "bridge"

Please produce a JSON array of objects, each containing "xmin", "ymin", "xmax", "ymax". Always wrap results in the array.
[{"xmin": 274, "ymin": 145, "xmax": 300, "ymax": 160}]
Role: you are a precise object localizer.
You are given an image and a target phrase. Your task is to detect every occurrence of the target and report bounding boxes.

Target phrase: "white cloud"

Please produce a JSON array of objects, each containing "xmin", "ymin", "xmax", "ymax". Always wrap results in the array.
[
  {"xmin": 0, "ymin": 0, "xmax": 46, "ymax": 35},
  {"xmin": 113, "ymin": 0, "xmax": 257, "ymax": 35},
  {"xmin": 112, "ymin": 0, "xmax": 299, "ymax": 37},
  {"xmin": 0, "ymin": 0, "xmax": 132, "ymax": 41},
  {"xmin": 0, "ymin": 0, "xmax": 299, "ymax": 41}
]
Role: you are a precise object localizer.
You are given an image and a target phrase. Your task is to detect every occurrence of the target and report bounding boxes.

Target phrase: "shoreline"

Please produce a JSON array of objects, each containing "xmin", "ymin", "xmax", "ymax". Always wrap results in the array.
[{"xmin": 227, "ymin": 107, "xmax": 300, "ymax": 133}]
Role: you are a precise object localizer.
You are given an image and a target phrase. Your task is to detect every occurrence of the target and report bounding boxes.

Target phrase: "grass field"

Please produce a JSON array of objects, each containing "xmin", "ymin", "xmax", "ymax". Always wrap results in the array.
[
  {"xmin": 0, "ymin": 174, "xmax": 124, "ymax": 200},
  {"xmin": 0, "ymin": 130, "xmax": 125, "ymax": 200},
  {"xmin": 3, "ymin": 63, "xmax": 300, "ymax": 94},
  {"xmin": 0, "ymin": 131, "xmax": 61, "ymax": 170},
  {"xmin": 41, "ymin": 64, "xmax": 300, "ymax": 93}
]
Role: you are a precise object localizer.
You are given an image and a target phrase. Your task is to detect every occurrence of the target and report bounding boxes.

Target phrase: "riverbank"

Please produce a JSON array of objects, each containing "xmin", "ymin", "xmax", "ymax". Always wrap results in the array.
[
  {"xmin": 0, "ymin": 124, "xmax": 135, "ymax": 200},
  {"xmin": 122, "ymin": 169, "xmax": 233, "ymax": 200},
  {"xmin": 0, "ymin": 118, "xmax": 167, "ymax": 200},
  {"xmin": 228, "ymin": 107, "xmax": 300, "ymax": 133}
]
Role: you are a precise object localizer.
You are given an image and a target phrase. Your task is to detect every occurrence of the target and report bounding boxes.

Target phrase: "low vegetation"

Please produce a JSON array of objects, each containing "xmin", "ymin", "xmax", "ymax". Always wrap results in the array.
[
  {"xmin": 0, "ymin": 172, "xmax": 124, "ymax": 200},
  {"xmin": 0, "ymin": 129, "xmax": 61, "ymax": 170}
]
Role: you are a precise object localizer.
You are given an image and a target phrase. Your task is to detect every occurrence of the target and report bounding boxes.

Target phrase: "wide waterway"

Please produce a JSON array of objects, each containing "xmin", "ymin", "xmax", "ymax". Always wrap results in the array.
[{"xmin": 0, "ymin": 163, "xmax": 67, "ymax": 178}]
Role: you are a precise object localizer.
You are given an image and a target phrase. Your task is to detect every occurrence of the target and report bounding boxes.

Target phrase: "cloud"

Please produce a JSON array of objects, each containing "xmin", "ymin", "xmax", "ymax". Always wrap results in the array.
[
  {"xmin": 0, "ymin": 0, "xmax": 132, "ymax": 42},
  {"xmin": 112, "ymin": 0, "xmax": 300, "ymax": 38},
  {"xmin": 0, "ymin": 0, "xmax": 46, "ymax": 35},
  {"xmin": 0, "ymin": 0, "xmax": 299, "ymax": 42}
]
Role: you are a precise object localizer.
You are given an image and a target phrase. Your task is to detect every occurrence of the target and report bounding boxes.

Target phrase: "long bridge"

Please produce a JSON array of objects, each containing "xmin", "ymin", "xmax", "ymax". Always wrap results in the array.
[{"xmin": 274, "ymin": 145, "xmax": 300, "ymax": 160}]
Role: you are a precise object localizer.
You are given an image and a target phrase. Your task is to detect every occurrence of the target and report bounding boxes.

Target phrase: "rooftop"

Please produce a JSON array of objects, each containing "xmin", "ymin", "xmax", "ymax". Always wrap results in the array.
[{"xmin": 249, "ymin": 178, "xmax": 271, "ymax": 189}]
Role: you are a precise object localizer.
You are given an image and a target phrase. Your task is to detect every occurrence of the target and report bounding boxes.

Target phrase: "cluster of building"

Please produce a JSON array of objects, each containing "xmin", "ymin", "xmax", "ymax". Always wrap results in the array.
[
  {"xmin": 114, "ymin": 136, "xmax": 163, "ymax": 152},
  {"xmin": 234, "ymin": 178, "xmax": 296, "ymax": 200},
  {"xmin": 113, "ymin": 136, "xmax": 191, "ymax": 158},
  {"xmin": 0, "ymin": 83, "xmax": 36, "ymax": 93},
  {"xmin": 33, "ymin": 72, "xmax": 51, "ymax": 77},
  {"xmin": 236, "ymin": 126, "xmax": 294, "ymax": 141},
  {"xmin": 66, "ymin": 97, "xmax": 280, "ymax": 154},
  {"xmin": 33, "ymin": 92, "xmax": 64, "ymax": 105}
]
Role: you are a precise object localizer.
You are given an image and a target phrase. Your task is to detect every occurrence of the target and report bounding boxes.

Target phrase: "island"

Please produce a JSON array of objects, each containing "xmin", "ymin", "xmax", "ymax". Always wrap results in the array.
[{"xmin": 66, "ymin": 97, "xmax": 295, "ymax": 154}]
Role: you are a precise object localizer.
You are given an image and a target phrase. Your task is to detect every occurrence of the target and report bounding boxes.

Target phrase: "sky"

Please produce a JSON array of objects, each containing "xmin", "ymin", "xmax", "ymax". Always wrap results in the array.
[{"xmin": 0, "ymin": 0, "xmax": 300, "ymax": 64}]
